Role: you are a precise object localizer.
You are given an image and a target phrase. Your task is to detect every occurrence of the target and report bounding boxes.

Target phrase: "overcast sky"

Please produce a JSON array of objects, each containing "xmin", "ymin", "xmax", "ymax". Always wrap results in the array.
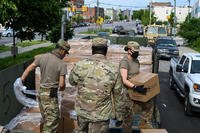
[{"xmin": 85, "ymin": 0, "xmax": 196, "ymax": 10}]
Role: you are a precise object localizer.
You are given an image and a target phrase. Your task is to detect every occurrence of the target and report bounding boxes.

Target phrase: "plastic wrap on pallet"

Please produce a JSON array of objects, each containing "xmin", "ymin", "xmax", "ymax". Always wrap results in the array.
[
  {"xmin": 5, "ymin": 112, "xmax": 41, "ymax": 130},
  {"xmin": 13, "ymin": 78, "xmax": 38, "ymax": 108}
]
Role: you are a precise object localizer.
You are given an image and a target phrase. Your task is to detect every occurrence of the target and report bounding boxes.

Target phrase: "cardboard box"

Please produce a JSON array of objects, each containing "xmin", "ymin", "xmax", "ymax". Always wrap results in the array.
[
  {"xmin": 14, "ymin": 121, "xmax": 42, "ymax": 133},
  {"xmin": 128, "ymin": 72, "xmax": 160, "ymax": 102},
  {"xmin": 58, "ymin": 98, "xmax": 77, "ymax": 133},
  {"xmin": 140, "ymin": 129, "xmax": 168, "ymax": 133}
]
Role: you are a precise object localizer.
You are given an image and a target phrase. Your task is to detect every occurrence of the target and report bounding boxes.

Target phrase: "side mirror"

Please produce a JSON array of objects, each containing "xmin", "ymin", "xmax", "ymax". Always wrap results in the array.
[
  {"xmin": 183, "ymin": 66, "xmax": 188, "ymax": 73},
  {"xmin": 176, "ymin": 64, "xmax": 183, "ymax": 72}
]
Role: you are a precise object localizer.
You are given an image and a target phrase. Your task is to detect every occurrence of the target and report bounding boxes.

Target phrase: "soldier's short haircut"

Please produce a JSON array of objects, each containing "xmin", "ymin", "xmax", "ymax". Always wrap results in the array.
[{"xmin": 92, "ymin": 45, "xmax": 108, "ymax": 56}]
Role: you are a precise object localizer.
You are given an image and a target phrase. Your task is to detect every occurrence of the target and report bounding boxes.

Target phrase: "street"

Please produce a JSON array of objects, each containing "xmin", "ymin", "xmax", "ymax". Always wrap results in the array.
[
  {"xmin": 74, "ymin": 21, "xmax": 137, "ymax": 34},
  {"xmin": 158, "ymin": 59, "xmax": 200, "ymax": 133}
]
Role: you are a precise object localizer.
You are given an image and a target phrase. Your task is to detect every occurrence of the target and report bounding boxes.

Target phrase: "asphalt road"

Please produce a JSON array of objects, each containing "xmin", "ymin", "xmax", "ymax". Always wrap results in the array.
[
  {"xmin": 0, "ymin": 33, "xmax": 43, "ymax": 45},
  {"xmin": 74, "ymin": 21, "xmax": 136, "ymax": 34},
  {"xmin": 157, "ymin": 58, "xmax": 200, "ymax": 133}
]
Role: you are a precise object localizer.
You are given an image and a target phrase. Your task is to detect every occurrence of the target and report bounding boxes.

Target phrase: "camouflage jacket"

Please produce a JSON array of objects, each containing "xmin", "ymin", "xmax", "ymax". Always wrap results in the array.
[{"xmin": 69, "ymin": 54, "xmax": 122, "ymax": 122}]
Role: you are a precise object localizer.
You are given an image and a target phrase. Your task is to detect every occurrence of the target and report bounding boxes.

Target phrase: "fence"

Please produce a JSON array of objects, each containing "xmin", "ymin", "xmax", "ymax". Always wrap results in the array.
[{"xmin": 0, "ymin": 59, "xmax": 35, "ymax": 125}]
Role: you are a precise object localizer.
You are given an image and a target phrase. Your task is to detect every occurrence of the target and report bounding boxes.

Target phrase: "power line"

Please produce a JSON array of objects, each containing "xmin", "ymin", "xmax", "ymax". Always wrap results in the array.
[{"xmin": 99, "ymin": 2, "xmax": 146, "ymax": 8}]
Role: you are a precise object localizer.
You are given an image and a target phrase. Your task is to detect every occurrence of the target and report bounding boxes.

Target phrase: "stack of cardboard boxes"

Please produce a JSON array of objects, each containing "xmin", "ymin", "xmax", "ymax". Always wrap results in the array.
[{"xmin": 10, "ymin": 39, "xmax": 165, "ymax": 133}]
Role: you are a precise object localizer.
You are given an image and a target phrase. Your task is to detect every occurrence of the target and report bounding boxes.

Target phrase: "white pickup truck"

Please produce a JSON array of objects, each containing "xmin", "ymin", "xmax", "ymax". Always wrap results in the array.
[{"xmin": 169, "ymin": 53, "xmax": 200, "ymax": 115}]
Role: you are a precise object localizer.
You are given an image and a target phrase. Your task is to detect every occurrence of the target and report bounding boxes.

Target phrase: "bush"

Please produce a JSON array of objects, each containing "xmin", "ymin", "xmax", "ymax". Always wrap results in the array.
[
  {"xmin": 190, "ymin": 38, "xmax": 200, "ymax": 52},
  {"xmin": 178, "ymin": 18, "xmax": 200, "ymax": 44},
  {"xmin": 48, "ymin": 21, "xmax": 73, "ymax": 43}
]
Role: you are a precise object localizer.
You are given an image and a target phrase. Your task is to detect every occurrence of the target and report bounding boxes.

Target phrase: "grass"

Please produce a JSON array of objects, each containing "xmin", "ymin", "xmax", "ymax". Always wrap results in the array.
[
  {"xmin": 0, "ymin": 40, "xmax": 48, "ymax": 53},
  {"xmin": 17, "ymin": 40, "xmax": 48, "ymax": 47},
  {"xmin": 80, "ymin": 28, "xmax": 112, "ymax": 34},
  {"xmin": 0, "ymin": 45, "xmax": 55, "ymax": 70},
  {"xmin": 189, "ymin": 46, "xmax": 200, "ymax": 52},
  {"xmin": 0, "ymin": 45, "xmax": 10, "ymax": 52}
]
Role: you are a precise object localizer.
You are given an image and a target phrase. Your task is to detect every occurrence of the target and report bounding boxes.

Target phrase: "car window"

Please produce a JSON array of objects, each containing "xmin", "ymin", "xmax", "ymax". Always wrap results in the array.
[
  {"xmin": 179, "ymin": 55, "xmax": 186, "ymax": 65},
  {"xmin": 191, "ymin": 60, "xmax": 200, "ymax": 73},
  {"xmin": 156, "ymin": 39, "xmax": 176, "ymax": 47},
  {"xmin": 147, "ymin": 27, "xmax": 158, "ymax": 34},
  {"xmin": 183, "ymin": 58, "xmax": 189, "ymax": 72},
  {"xmin": 158, "ymin": 27, "xmax": 167, "ymax": 34}
]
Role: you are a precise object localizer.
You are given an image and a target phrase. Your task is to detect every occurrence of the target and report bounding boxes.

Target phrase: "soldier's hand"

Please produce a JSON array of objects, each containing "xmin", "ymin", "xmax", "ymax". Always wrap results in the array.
[{"xmin": 132, "ymin": 85, "xmax": 147, "ymax": 95}]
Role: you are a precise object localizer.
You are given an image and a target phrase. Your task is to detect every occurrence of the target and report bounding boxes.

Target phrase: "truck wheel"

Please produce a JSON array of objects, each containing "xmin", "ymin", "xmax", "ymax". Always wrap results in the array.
[{"xmin": 184, "ymin": 93, "xmax": 192, "ymax": 116}]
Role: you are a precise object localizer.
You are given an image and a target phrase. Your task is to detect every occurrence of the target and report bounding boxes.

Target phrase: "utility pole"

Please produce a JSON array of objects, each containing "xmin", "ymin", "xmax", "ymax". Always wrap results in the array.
[
  {"xmin": 188, "ymin": 0, "xmax": 191, "ymax": 23},
  {"xmin": 149, "ymin": 1, "xmax": 152, "ymax": 25},
  {"xmin": 61, "ymin": 2, "xmax": 69, "ymax": 40},
  {"xmin": 173, "ymin": 0, "xmax": 176, "ymax": 37},
  {"xmin": 97, "ymin": 0, "xmax": 99, "ymax": 19},
  {"xmin": 61, "ymin": 11, "xmax": 66, "ymax": 40}
]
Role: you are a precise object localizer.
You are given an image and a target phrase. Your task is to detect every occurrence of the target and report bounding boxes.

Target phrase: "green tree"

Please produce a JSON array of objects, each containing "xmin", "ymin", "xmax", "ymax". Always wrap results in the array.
[
  {"xmin": 0, "ymin": 0, "xmax": 17, "ymax": 26},
  {"xmin": 72, "ymin": 15, "xmax": 83, "ymax": 23},
  {"xmin": 178, "ymin": 18, "xmax": 200, "ymax": 44},
  {"xmin": 13, "ymin": 0, "xmax": 61, "ymax": 40},
  {"xmin": 118, "ymin": 12, "xmax": 124, "ymax": 21},
  {"xmin": 105, "ymin": 15, "xmax": 111, "ymax": 20},
  {"xmin": 132, "ymin": 9, "xmax": 156, "ymax": 25},
  {"xmin": 168, "ymin": 12, "xmax": 174, "ymax": 27},
  {"xmin": 1, "ymin": 0, "xmax": 73, "ymax": 42},
  {"xmin": 124, "ymin": 15, "xmax": 128, "ymax": 20},
  {"xmin": 48, "ymin": 20, "xmax": 73, "ymax": 43}
]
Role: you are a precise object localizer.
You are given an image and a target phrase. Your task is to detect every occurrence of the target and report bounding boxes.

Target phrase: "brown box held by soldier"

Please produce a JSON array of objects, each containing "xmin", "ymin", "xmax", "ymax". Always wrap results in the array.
[
  {"xmin": 128, "ymin": 72, "xmax": 160, "ymax": 102},
  {"xmin": 140, "ymin": 129, "xmax": 168, "ymax": 133},
  {"xmin": 58, "ymin": 98, "xmax": 77, "ymax": 133}
]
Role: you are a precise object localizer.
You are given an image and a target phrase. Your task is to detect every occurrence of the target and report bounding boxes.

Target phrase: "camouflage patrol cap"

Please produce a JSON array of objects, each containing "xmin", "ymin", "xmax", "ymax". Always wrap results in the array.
[
  {"xmin": 58, "ymin": 39, "xmax": 70, "ymax": 53},
  {"xmin": 92, "ymin": 37, "xmax": 108, "ymax": 47},
  {"xmin": 126, "ymin": 41, "xmax": 140, "ymax": 51}
]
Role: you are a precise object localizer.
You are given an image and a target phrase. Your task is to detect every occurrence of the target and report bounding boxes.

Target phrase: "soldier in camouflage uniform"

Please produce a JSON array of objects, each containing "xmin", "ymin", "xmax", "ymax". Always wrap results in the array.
[
  {"xmin": 69, "ymin": 37, "xmax": 122, "ymax": 133},
  {"xmin": 119, "ymin": 41, "xmax": 160, "ymax": 132},
  {"xmin": 21, "ymin": 39, "xmax": 70, "ymax": 133}
]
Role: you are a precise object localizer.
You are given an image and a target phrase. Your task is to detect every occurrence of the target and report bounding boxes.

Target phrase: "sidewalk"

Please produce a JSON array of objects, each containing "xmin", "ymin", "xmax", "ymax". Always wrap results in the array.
[{"xmin": 0, "ymin": 42, "xmax": 53, "ymax": 59}]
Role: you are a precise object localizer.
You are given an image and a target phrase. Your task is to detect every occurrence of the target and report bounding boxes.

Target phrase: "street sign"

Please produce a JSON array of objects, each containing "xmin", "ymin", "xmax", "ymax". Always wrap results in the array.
[{"xmin": 75, "ymin": 11, "xmax": 83, "ymax": 14}]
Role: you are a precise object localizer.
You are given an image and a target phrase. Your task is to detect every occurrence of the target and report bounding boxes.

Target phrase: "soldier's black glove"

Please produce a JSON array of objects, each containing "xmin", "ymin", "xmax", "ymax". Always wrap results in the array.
[
  {"xmin": 132, "ymin": 85, "xmax": 147, "ymax": 95},
  {"xmin": 115, "ymin": 121, "xmax": 123, "ymax": 127}
]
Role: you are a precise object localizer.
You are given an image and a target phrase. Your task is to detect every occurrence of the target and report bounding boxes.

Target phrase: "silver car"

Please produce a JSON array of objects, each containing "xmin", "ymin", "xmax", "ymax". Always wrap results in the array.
[{"xmin": 2, "ymin": 28, "xmax": 13, "ymax": 37}]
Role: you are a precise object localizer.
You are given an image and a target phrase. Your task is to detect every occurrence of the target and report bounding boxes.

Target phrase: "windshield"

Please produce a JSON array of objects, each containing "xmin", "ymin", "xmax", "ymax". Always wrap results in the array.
[
  {"xmin": 147, "ymin": 27, "xmax": 158, "ymax": 34},
  {"xmin": 156, "ymin": 39, "xmax": 176, "ymax": 47},
  {"xmin": 191, "ymin": 60, "xmax": 200, "ymax": 73},
  {"xmin": 158, "ymin": 27, "xmax": 167, "ymax": 34}
]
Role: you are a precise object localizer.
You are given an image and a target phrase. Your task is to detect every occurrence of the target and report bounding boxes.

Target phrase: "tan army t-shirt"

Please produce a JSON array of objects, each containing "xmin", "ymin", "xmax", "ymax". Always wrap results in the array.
[
  {"xmin": 119, "ymin": 55, "xmax": 140, "ymax": 80},
  {"xmin": 34, "ymin": 53, "xmax": 67, "ymax": 88}
]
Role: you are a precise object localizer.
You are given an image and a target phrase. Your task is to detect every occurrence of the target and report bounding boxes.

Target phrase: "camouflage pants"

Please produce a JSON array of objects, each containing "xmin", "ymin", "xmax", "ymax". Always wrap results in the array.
[
  {"xmin": 38, "ymin": 87, "xmax": 59, "ymax": 133},
  {"xmin": 132, "ymin": 99, "xmax": 160, "ymax": 129},
  {"xmin": 74, "ymin": 116, "xmax": 109, "ymax": 133},
  {"xmin": 121, "ymin": 96, "xmax": 134, "ymax": 133}
]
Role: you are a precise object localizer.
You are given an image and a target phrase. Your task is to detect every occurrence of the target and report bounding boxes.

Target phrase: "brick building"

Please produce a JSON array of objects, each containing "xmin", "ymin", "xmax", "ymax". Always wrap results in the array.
[{"xmin": 82, "ymin": 7, "xmax": 104, "ymax": 22}]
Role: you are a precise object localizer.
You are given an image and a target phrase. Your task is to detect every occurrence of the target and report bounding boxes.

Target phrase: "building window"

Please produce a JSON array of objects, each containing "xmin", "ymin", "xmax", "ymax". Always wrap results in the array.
[
  {"xmin": 166, "ymin": 10, "xmax": 168, "ymax": 14},
  {"xmin": 179, "ymin": 10, "xmax": 181, "ymax": 14}
]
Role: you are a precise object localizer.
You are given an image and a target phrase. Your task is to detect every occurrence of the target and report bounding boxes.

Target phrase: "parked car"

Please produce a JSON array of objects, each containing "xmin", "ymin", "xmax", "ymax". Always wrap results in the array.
[
  {"xmin": 154, "ymin": 37, "xmax": 179, "ymax": 60},
  {"xmin": 136, "ymin": 24, "xmax": 143, "ymax": 35},
  {"xmin": 72, "ymin": 22, "xmax": 78, "ymax": 28},
  {"xmin": 2, "ymin": 28, "xmax": 14, "ymax": 37},
  {"xmin": 112, "ymin": 26, "xmax": 124, "ymax": 33},
  {"xmin": 169, "ymin": 53, "xmax": 200, "ymax": 115},
  {"xmin": 97, "ymin": 32, "xmax": 109, "ymax": 38}
]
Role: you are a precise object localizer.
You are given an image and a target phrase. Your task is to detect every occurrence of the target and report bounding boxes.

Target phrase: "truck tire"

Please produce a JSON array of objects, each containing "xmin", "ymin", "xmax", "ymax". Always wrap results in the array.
[
  {"xmin": 184, "ymin": 93, "xmax": 192, "ymax": 116},
  {"xmin": 169, "ymin": 70, "xmax": 175, "ymax": 89}
]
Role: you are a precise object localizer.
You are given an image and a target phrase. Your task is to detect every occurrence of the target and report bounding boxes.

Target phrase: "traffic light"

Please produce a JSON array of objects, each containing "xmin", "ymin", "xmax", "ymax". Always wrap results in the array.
[
  {"xmin": 72, "ymin": 6, "xmax": 76, "ymax": 12},
  {"xmin": 82, "ymin": 6, "xmax": 88, "ymax": 12},
  {"xmin": 68, "ymin": 7, "xmax": 71, "ymax": 12}
]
